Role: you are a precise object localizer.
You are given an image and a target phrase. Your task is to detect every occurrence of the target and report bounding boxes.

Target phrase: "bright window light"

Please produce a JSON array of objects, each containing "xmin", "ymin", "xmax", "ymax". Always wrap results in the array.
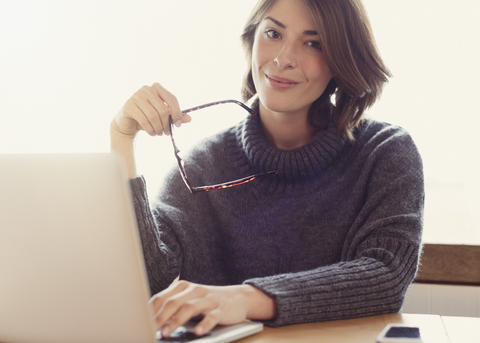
[{"xmin": 1, "ymin": 0, "xmax": 478, "ymax": 244}]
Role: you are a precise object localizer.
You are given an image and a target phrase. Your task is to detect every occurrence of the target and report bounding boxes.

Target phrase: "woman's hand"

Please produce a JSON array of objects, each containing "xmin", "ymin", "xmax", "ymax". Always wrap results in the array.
[
  {"xmin": 111, "ymin": 82, "xmax": 192, "ymax": 138},
  {"xmin": 110, "ymin": 83, "xmax": 192, "ymax": 178},
  {"xmin": 149, "ymin": 280, "xmax": 276, "ymax": 338}
]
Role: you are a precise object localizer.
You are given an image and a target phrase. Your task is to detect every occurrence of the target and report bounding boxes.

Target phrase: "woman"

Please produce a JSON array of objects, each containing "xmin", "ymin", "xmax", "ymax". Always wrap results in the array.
[{"xmin": 111, "ymin": 0, "xmax": 424, "ymax": 338}]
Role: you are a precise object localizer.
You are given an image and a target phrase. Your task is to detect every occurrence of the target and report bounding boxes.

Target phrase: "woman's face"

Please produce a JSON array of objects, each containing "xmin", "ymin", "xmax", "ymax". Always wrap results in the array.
[{"xmin": 252, "ymin": 0, "xmax": 333, "ymax": 117}]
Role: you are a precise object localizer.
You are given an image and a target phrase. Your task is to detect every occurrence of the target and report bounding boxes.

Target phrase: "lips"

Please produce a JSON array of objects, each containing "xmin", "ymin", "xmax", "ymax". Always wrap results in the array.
[{"xmin": 265, "ymin": 73, "xmax": 300, "ymax": 90}]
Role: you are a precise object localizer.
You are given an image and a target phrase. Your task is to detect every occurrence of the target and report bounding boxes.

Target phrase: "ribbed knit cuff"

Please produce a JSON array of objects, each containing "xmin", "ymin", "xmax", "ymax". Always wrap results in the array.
[
  {"xmin": 129, "ymin": 176, "xmax": 182, "ymax": 294},
  {"xmin": 245, "ymin": 240, "xmax": 420, "ymax": 327},
  {"xmin": 129, "ymin": 176, "xmax": 163, "ymax": 295},
  {"xmin": 129, "ymin": 176, "xmax": 148, "ymax": 202}
]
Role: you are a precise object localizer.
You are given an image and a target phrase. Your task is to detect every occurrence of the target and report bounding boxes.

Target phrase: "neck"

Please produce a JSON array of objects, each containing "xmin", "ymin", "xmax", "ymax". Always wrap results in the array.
[{"xmin": 258, "ymin": 102, "xmax": 315, "ymax": 150}]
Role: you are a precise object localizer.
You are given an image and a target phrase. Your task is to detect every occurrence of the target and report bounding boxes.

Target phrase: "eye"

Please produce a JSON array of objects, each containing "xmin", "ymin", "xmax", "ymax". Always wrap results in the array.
[
  {"xmin": 265, "ymin": 29, "xmax": 281, "ymax": 39},
  {"xmin": 306, "ymin": 40, "xmax": 322, "ymax": 51}
]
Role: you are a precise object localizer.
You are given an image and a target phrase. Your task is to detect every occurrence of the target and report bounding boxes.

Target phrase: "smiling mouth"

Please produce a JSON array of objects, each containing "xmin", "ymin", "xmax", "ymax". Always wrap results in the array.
[
  {"xmin": 265, "ymin": 73, "xmax": 299, "ymax": 85},
  {"xmin": 264, "ymin": 73, "xmax": 300, "ymax": 90}
]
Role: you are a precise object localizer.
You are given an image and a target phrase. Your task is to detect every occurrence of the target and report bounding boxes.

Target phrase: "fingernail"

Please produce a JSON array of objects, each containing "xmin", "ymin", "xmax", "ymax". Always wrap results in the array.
[
  {"xmin": 162, "ymin": 327, "xmax": 170, "ymax": 337},
  {"xmin": 195, "ymin": 326, "xmax": 204, "ymax": 336},
  {"xmin": 175, "ymin": 120, "xmax": 182, "ymax": 128}
]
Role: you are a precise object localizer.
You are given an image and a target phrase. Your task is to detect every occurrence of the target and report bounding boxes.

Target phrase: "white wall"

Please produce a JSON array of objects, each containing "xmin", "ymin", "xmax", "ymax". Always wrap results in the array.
[
  {"xmin": 403, "ymin": 283, "xmax": 480, "ymax": 318},
  {"xmin": 363, "ymin": 1, "xmax": 480, "ymax": 244},
  {"xmin": 1, "ymin": 1, "xmax": 479, "ymax": 243}
]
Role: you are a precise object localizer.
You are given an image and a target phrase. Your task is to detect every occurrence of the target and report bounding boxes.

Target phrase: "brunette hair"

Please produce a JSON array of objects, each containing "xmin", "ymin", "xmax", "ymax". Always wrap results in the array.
[{"xmin": 241, "ymin": 0, "xmax": 392, "ymax": 141}]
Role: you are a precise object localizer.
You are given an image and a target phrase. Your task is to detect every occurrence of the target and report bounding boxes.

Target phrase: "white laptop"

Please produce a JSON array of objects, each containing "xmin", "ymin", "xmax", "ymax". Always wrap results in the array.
[{"xmin": 0, "ymin": 153, "xmax": 262, "ymax": 343}]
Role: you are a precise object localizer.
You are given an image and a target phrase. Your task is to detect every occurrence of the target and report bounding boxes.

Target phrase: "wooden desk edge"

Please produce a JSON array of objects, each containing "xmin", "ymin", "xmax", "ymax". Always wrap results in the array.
[{"xmin": 237, "ymin": 313, "xmax": 449, "ymax": 343}]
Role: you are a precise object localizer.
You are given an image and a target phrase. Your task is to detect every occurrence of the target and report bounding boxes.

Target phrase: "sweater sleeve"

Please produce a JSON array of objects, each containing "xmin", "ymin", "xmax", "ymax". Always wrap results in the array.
[
  {"xmin": 244, "ymin": 125, "xmax": 424, "ymax": 327},
  {"xmin": 129, "ymin": 176, "xmax": 182, "ymax": 295}
]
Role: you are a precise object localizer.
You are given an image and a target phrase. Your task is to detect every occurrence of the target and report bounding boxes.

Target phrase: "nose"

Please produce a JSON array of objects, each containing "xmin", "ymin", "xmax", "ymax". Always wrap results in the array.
[{"xmin": 274, "ymin": 40, "xmax": 297, "ymax": 69}]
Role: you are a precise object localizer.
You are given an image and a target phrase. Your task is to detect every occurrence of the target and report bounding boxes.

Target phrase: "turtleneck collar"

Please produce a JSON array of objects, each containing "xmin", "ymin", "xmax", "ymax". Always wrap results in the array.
[{"xmin": 232, "ymin": 114, "xmax": 346, "ymax": 180}]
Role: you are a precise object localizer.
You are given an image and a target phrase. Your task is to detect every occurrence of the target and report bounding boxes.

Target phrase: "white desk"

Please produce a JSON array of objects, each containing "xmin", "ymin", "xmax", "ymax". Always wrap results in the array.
[{"xmin": 442, "ymin": 316, "xmax": 480, "ymax": 343}]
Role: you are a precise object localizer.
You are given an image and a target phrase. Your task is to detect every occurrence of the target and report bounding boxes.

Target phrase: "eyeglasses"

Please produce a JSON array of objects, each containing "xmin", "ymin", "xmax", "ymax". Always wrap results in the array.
[{"xmin": 169, "ymin": 100, "xmax": 278, "ymax": 194}]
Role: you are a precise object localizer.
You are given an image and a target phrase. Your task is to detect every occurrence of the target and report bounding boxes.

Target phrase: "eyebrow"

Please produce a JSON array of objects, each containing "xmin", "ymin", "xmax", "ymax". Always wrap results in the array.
[{"xmin": 264, "ymin": 16, "xmax": 318, "ymax": 36}]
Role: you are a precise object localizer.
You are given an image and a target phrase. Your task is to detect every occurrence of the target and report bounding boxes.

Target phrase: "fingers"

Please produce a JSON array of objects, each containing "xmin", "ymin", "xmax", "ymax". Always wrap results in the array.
[
  {"xmin": 122, "ymin": 82, "xmax": 191, "ymax": 137},
  {"xmin": 149, "ymin": 281, "xmax": 246, "ymax": 338},
  {"xmin": 127, "ymin": 83, "xmax": 171, "ymax": 136},
  {"xmin": 151, "ymin": 83, "xmax": 192, "ymax": 128},
  {"xmin": 195, "ymin": 308, "xmax": 222, "ymax": 336},
  {"xmin": 151, "ymin": 83, "xmax": 182, "ymax": 129},
  {"xmin": 151, "ymin": 281, "xmax": 211, "ymax": 336},
  {"xmin": 161, "ymin": 294, "xmax": 219, "ymax": 337}
]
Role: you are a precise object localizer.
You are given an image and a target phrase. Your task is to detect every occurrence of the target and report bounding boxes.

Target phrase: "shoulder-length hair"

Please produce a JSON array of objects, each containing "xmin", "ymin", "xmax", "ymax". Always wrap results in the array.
[{"xmin": 241, "ymin": 0, "xmax": 392, "ymax": 141}]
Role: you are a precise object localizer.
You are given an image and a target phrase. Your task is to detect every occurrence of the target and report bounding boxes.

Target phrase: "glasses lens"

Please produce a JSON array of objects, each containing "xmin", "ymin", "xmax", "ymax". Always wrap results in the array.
[
  {"xmin": 171, "ymin": 101, "xmax": 264, "ymax": 193},
  {"xmin": 173, "ymin": 101, "xmax": 252, "ymax": 158}
]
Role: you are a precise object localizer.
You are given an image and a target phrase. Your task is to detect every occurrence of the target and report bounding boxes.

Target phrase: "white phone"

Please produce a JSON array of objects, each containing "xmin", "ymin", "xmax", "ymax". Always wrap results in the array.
[{"xmin": 376, "ymin": 323, "xmax": 423, "ymax": 343}]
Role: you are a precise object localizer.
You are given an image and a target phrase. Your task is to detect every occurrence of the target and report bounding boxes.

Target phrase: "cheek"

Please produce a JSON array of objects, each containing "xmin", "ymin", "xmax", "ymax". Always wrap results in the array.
[
  {"xmin": 251, "ymin": 40, "xmax": 269, "ymax": 87},
  {"xmin": 252, "ymin": 39, "xmax": 268, "ymax": 71},
  {"xmin": 308, "ymin": 57, "xmax": 333, "ymax": 92},
  {"xmin": 252, "ymin": 30, "xmax": 277, "ymax": 70}
]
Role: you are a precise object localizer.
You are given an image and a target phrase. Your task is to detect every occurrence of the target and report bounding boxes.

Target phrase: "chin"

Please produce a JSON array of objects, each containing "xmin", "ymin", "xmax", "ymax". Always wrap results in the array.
[{"xmin": 259, "ymin": 94, "xmax": 306, "ymax": 115}]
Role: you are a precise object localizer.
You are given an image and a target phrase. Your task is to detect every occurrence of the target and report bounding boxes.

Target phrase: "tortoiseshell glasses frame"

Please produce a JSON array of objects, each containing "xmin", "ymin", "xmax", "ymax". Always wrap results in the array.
[{"xmin": 168, "ymin": 100, "xmax": 277, "ymax": 194}]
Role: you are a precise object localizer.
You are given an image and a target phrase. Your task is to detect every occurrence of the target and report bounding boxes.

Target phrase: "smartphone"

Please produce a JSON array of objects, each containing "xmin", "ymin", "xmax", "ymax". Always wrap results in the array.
[{"xmin": 376, "ymin": 323, "xmax": 423, "ymax": 343}]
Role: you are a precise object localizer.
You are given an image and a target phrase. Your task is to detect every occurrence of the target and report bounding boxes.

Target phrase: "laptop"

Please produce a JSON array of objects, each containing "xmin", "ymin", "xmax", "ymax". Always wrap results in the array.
[{"xmin": 0, "ymin": 153, "xmax": 262, "ymax": 343}]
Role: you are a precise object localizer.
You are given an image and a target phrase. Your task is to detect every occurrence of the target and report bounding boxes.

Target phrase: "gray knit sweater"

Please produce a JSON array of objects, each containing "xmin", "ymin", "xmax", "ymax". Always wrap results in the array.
[{"xmin": 129, "ymin": 113, "xmax": 424, "ymax": 327}]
